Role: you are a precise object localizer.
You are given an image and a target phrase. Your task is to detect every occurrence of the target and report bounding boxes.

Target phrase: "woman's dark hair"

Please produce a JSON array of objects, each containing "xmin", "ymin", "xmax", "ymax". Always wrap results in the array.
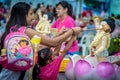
[
  {"xmin": 56, "ymin": 1, "xmax": 73, "ymax": 17},
  {"xmin": 32, "ymin": 48, "xmax": 52, "ymax": 80},
  {"xmin": 0, "ymin": 2, "xmax": 31, "ymax": 54}
]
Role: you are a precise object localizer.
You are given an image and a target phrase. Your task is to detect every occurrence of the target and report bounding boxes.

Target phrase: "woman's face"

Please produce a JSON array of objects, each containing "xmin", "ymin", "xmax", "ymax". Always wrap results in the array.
[
  {"xmin": 56, "ymin": 4, "xmax": 67, "ymax": 17},
  {"xmin": 26, "ymin": 8, "xmax": 34, "ymax": 26}
]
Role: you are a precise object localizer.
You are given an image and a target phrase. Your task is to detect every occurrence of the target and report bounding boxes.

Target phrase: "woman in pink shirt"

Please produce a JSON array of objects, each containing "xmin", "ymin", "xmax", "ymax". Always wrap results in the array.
[
  {"xmin": 52, "ymin": 1, "xmax": 80, "ymax": 55},
  {"xmin": 32, "ymin": 34, "xmax": 76, "ymax": 80}
]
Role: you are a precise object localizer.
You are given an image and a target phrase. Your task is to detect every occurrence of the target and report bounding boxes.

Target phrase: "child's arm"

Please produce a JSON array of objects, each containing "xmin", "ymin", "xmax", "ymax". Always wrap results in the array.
[
  {"xmin": 61, "ymin": 35, "xmax": 76, "ymax": 58},
  {"xmin": 53, "ymin": 28, "xmax": 68, "ymax": 55},
  {"xmin": 53, "ymin": 44, "xmax": 62, "ymax": 56}
]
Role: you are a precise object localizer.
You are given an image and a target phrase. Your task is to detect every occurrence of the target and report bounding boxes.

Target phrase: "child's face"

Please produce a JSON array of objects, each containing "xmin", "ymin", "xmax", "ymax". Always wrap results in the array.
[
  {"xmin": 46, "ymin": 49, "xmax": 54, "ymax": 64},
  {"xmin": 51, "ymin": 53, "xmax": 55, "ymax": 60}
]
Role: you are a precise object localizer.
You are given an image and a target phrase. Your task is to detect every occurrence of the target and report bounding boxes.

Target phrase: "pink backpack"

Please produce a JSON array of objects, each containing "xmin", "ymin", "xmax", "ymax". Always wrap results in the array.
[{"xmin": 0, "ymin": 26, "xmax": 34, "ymax": 71}]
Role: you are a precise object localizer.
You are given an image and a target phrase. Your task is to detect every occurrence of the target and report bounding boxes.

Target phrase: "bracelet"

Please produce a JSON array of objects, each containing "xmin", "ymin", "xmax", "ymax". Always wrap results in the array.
[{"xmin": 71, "ymin": 28, "xmax": 75, "ymax": 35}]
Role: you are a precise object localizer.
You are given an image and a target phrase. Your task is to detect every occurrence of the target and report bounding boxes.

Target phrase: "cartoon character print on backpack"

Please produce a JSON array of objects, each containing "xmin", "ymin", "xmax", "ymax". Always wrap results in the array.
[
  {"xmin": 10, "ymin": 38, "xmax": 32, "ymax": 58},
  {"xmin": 7, "ymin": 37, "xmax": 32, "ymax": 63},
  {"xmin": 3, "ymin": 26, "xmax": 34, "ymax": 71}
]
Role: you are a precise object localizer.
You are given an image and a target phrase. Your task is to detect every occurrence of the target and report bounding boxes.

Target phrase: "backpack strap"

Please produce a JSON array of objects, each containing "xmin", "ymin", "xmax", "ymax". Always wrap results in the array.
[
  {"xmin": 10, "ymin": 26, "xmax": 17, "ymax": 33},
  {"xmin": 18, "ymin": 70, "xmax": 26, "ymax": 80},
  {"xmin": 18, "ymin": 26, "xmax": 26, "ymax": 33}
]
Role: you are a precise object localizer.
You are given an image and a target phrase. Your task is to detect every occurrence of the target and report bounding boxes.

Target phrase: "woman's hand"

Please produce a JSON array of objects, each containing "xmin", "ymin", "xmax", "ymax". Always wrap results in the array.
[
  {"xmin": 59, "ymin": 27, "xmax": 68, "ymax": 34},
  {"xmin": 56, "ymin": 27, "xmax": 68, "ymax": 36}
]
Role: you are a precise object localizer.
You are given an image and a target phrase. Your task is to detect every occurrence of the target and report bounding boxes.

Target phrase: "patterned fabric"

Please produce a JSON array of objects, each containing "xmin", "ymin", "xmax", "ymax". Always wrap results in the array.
[{"xmin": 39, "ymin": 56, "xmax": 62, "ymax": 80}]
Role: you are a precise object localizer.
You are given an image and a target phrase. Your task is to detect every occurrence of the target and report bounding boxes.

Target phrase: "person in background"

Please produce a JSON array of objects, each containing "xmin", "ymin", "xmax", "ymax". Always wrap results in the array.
[
  {"xmin": 46, "ymin": 5, "xmax": 54, "ymax": 23},
  {"xmin": 52, "ymin": 1, "xmax": 80, "ymax": 55},
  {"xmin": 34, "ymin": 3, "xmax": 46, "ymax": 20},
  {"xmin": 0, "ymin": 2, "xmax": 5, "ymax": 21},
  {"xmin": 31, "ymin": 3, "xmax": 45, "ymax": 29},
  {"xmin": 82, "ymin": 19, "xmax": 96, "ymax": 36}
]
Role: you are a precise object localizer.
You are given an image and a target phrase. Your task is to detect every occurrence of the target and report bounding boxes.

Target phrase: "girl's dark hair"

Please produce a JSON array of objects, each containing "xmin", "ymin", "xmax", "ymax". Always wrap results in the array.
[
  {"xmin": 0, "ymin": 2, "xmax": 31, "ymax": 54},
  {"xmin": 56, "ymin": 1, "xmax": 73, "ymax": 17},
  {"xmin": 32, "ymin": 48, "xmax": 52, "ymax": 80},
  {"xmin": 38, "ymin": 48, "xmax": 52, "ymax": 66}
]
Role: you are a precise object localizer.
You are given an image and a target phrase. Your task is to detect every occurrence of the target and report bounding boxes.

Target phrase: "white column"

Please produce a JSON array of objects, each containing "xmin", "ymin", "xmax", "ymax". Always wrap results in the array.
[{"xmin": 76, "ymin": 0, "xmax": 84, "ymax": 19}]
